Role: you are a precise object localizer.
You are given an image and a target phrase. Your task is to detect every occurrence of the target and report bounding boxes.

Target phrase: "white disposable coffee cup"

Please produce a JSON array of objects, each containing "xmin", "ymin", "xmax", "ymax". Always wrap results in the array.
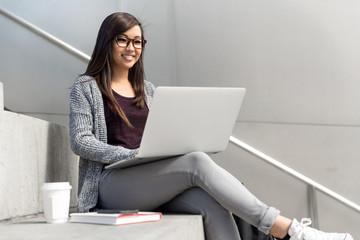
[{"xmin": 42, "ymin": 182, "xmax": 72, "ymax": 223}]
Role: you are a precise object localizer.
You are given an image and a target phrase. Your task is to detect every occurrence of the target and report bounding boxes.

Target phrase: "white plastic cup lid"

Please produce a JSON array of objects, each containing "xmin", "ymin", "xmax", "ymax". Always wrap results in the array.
[{"xmin": 42, "ymin": 182, "xmax": 72, "ymax": 191}]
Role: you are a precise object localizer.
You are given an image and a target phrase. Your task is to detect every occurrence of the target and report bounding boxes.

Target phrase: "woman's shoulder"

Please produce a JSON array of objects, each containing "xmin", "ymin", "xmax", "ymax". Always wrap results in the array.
[
  {"xmin": 72, "ymin": 75, "xmax": 98, "ymax": 91},
  {"xmin": 74, "ymin": 75, "xmax": 97, "ymax": 85},
  {"xmin": 144, "ymin": 80, "xmax": 156, "ymax": 96},
  {"xmin": 144, "ymin": 80, "xmax": 155, "ymax": 88},
  {"xmin": 70, "ymin": 75, "xmax": 101, "ymax": 99}
]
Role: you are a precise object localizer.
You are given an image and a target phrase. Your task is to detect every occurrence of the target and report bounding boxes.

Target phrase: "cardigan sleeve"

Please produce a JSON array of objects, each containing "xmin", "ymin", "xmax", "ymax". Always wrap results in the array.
[{"xmin": 69, "ymin": 79, "xmax": 137, "ymax": 164}]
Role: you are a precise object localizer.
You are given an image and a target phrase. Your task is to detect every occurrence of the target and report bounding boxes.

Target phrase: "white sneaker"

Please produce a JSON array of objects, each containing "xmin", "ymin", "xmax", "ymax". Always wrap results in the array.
[{"xmin": 288, "ymin": 218, "xmax": 353, "ymax": 240}]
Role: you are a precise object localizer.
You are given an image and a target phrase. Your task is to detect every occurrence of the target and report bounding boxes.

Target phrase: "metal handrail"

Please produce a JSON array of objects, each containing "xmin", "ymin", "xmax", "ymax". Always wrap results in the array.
[
  {"xmin": 2, "ymin": 3, "xmax": 359, "ymax": 221},
  {"xmin": 229, "ymin": 136, "xmax": 360, "ymax": 214},
  {"xmin": 0, "ymin": 7, "xmax": 91, "ymax": 62}
]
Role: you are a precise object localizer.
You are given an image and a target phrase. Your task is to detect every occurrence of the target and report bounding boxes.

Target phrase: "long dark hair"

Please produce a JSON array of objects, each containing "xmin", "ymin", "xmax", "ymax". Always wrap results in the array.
[{"xmin": 82, "ymin": 12, "xmax": 146, "ymax": 127}]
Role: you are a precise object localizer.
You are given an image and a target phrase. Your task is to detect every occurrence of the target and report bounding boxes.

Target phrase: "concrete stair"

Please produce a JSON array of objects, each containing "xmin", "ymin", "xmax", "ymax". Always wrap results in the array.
[
  {"xmin": 0, "ymin": 82, "xmax": 205, "ymax": 239},
  {"xmin": 0, "ymin": 215, "xmax": 204, "ymax": 240}
]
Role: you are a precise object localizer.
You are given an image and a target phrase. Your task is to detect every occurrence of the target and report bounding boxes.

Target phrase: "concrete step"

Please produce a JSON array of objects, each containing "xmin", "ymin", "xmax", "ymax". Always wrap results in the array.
[
  {"xmin": 0, "ymin": 214, "xmax": 204, "ymax": 240},
  {"xmin": 0, "ymin": 109, "xmax": 79, "ymax": 220}
]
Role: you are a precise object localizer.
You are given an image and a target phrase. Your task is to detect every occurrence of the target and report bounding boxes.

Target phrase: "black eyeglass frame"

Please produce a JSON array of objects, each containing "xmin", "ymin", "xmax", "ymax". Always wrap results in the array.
[{"xmin": 115, "ymin": 35, "xmax": 147, "ymax": 49}]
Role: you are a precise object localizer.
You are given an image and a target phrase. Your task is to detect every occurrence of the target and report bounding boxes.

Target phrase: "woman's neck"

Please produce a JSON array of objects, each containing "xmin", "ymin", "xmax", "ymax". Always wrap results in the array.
[
  {"xmin": 111, "ymin": 68, "xmax": 135, "ymax": 97},
  {"xmin": 112, "ymin": 67, "xmax": 129, "ymax": 83}
]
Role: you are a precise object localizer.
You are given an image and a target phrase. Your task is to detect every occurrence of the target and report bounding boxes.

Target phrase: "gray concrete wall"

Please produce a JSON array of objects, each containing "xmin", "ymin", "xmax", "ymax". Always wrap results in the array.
[{"xmin": 0, "ymin": 82, "xmax": 78, "ymax": 220}]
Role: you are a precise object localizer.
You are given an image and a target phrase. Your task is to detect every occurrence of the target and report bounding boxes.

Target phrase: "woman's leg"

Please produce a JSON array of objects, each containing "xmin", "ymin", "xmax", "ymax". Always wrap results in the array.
[
  {"xmin": 157, "ymin": 187, "xmax": 241, "ymax": 240},
  {"xmin": 99, "ymin": 151, "xmax": 279, "ymax": 235},
  {"xmin": 233, "ymin": 214, "xmax": 277, "ymax": 240}
]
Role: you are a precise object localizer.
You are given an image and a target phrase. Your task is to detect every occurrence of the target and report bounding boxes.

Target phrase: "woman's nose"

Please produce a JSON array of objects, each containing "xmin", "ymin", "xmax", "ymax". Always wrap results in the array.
[{"xmin": 126, "ymin": 40, "xmax": 135, "ymax": 50}]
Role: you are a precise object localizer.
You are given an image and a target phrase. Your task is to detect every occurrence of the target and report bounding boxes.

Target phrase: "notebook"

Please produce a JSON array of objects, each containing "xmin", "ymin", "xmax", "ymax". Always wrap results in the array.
[
  {"xmin": 70, "ymin": 211, "xmax": 162, "ymax": 225},
  {"xmin": 105, "ymin": 86, "xmax": 246, "ymax": 169}
]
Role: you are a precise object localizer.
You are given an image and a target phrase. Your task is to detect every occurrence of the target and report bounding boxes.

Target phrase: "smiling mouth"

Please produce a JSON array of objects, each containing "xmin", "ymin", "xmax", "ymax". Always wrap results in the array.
[{"xmin": 122, "ymin": 55, "xmax": 134, "ymax": 61}]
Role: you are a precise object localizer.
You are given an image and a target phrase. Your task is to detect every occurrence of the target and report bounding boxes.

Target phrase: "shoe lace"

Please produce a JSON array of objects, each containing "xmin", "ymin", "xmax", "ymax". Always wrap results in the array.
[{"xmin": 292, "ymin": 218, "xmax": 313, "ymax": 239}]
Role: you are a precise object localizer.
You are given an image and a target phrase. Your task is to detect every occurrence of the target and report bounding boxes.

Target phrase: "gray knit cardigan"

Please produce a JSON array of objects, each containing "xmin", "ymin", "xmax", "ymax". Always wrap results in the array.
[{"xmin": 69, "ymin": 75, "xmax": 155, "ymax": 212}]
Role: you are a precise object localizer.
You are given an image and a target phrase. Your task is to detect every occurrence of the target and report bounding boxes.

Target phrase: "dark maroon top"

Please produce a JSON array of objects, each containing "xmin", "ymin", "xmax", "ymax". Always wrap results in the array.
[{"xmin": 103, "ymin": 91, "xmax": 148, "ymax": 149}]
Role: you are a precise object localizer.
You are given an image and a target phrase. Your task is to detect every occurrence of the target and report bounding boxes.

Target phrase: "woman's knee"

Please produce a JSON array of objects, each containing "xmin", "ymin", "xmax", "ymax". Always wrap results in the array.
[{"xmin": 184, "ymin": 151, "xmax": 214, "ymax": 170}]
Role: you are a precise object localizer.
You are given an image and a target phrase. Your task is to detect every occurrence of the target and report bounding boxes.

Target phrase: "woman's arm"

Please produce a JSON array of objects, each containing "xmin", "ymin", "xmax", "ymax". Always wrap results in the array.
[{"xmin": 69, "ymin": 80, "xmax": 137, "ymax": 164}]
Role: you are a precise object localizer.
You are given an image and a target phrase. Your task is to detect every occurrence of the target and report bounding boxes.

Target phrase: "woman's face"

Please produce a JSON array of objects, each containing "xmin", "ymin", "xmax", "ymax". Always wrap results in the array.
[{"xmin": 112, "ymin": 25, "xmax": 143, "ymax": 71}]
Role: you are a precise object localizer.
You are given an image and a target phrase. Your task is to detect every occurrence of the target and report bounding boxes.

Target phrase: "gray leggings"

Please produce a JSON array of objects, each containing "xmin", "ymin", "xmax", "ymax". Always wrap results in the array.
[{"xmin": 99, "ymin": 152, "xmax": 280, "ymax": 240}]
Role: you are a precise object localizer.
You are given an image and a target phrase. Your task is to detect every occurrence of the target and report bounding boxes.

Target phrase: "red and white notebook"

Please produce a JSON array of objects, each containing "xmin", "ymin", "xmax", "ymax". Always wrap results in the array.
[{"xmin": 70, "ymin": 211, "xmax": 162, "ymax": 225}]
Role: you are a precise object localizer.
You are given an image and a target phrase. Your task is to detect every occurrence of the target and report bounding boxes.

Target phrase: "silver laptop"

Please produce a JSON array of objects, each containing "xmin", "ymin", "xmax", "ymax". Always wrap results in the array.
[{"xmin": 105, "ymin": 86, "xmax": 246, "ymax": 169}]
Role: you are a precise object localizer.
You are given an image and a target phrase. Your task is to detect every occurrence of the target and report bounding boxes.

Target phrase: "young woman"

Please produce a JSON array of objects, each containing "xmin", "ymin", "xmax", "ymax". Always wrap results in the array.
[{"xmin": 69, "ymin": 12, "xmax": 353, "ymax": 240}]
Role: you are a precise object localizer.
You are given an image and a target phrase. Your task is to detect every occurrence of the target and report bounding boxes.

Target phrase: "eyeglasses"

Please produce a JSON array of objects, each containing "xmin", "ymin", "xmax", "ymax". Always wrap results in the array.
[{"xmin": 115, "ymin": 35, "xmax": 147, "ymax": 49}]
